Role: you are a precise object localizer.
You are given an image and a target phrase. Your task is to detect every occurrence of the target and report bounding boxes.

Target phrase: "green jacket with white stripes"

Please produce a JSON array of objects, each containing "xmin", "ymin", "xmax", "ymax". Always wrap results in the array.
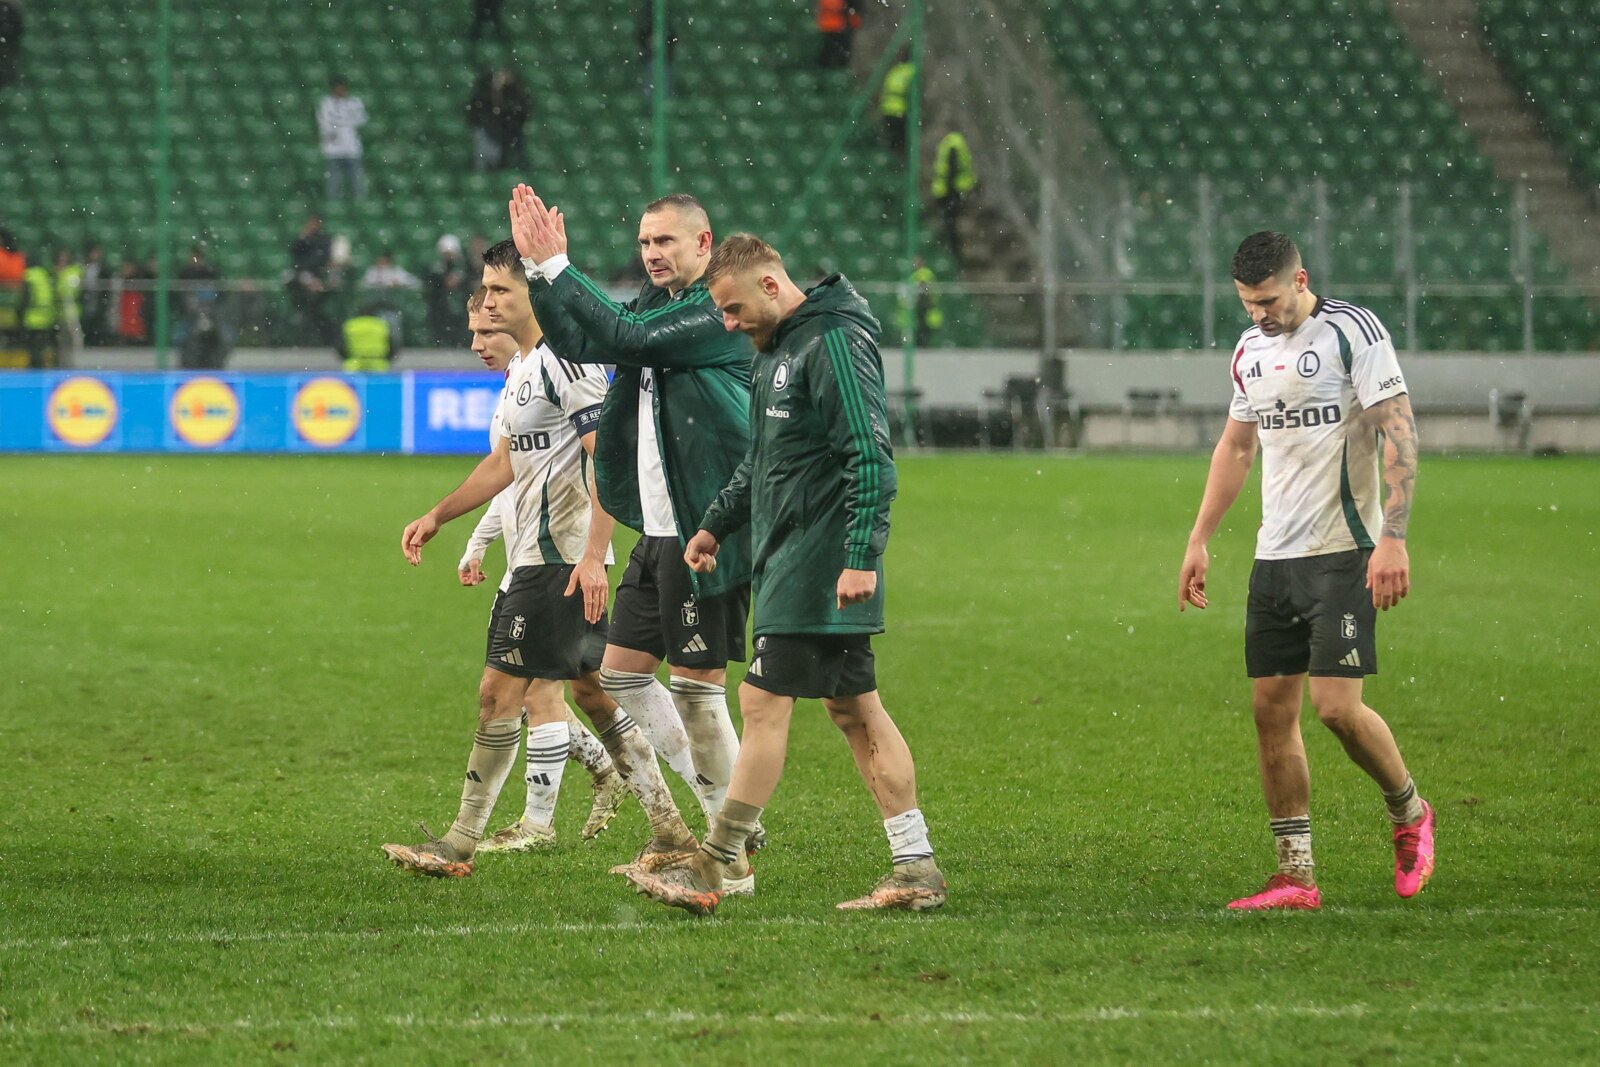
[
  {"xmin": 699, "ymin": 274, "xmax": 897, "ymax": 636},
  {"xmin": 530, "ymin": 266, "xmax": 755, "ymax": 600}
]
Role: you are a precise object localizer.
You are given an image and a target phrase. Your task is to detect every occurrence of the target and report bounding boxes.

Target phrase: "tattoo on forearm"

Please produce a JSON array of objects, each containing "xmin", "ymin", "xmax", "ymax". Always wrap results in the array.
[{"xmin": 1378, "ymin": 399, "xmax": 1418, "ymax": 539}]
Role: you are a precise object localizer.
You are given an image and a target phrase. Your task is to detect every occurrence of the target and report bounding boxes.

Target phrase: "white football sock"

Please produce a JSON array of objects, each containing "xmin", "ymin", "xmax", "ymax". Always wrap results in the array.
[
  {"xmin": 669, "ymin": 676, "xmax": 739, "ymax": 822},
  {"xmin": 1270, "ymin": 814, "xmax": 1314, "ymax": 881},
  {"xmin": 522, "ymin": 720, "xmax": 569, "ymax": 829},
  {"xmin": 884, "ymin": 808, "xmax": 934, "ymax": 866},
  {"xmin": 443, "ymin": 714, "xmax": 523, "ymax": 857},
  {"xmin": 562, "ymin": 707, "xmax": 613, "ymax": 780},
  {"xmin": 599, "ymin": 667, "xmax": 699, "ymax": 791}
]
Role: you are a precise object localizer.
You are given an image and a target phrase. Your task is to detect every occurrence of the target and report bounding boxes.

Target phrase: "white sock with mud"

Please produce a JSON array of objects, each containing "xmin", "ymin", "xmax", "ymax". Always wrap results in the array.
[
  {"xmin": 522, "ymin": 721, "xmax": 569, "ymax": 829},
  {"xmin": 562, "ymin": 707, "xmax": 613, "ymax": 780},
  {"xmin": 599, "ymin": 667, "xmax": 699, "ymax": 789},
  {"xmin": 1271, "ymin": 814, "xmax": 1314, "ymax": 883},
  {"xmin": 1383, "ymin": 776, "xmax": 1425, "ymax": 825},
  {"xmin": 669, "ymin": 676, "xmax": 739, "ymax": 821},
  {"xmin": 595, "ymin": 712, "xmax": 693, "ymax": 844},
  {"xmin": 884, "ymin": 808, "xmax": 934, "ymax": 869}
]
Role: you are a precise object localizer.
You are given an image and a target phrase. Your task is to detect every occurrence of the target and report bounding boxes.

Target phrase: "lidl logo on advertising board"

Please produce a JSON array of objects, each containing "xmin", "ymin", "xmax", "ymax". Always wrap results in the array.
[
  {"xmin": 292, "ymin": 377, "xmax": 362, "ymax": 447},
  {"xmin": 47, "ymin": 376, "xmax": 118, "ymax": 447},
  {"xmin": 170, "ymin": 377, "xmax": 241, "ymax": 447}
]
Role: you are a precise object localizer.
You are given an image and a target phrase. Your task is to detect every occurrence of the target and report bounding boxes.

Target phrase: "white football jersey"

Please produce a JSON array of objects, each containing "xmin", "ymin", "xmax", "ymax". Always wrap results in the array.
[
  {"xmin": 1228, "ymin": 297, "xmax": 1408, "ymax": 560},
  {"xmin": 483, "ymin": 365, "xmax": 520, "ymax": 592},
  {"xmin": 500, "ymin": 344, "xmax": 610, "ymax": 568},
  {"xmin": 636, "ymin": 368, "xmax": 678, "ymax": 537}
]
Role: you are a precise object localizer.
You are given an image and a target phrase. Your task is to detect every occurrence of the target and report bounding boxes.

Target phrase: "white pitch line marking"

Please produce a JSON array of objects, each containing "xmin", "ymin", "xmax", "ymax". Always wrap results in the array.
[
  {"xmin": 1, "ymin": 905, "xmax": 1592, "ymax": 953},
  {"xmin": 3, "ymin": 1001, "xmax": 1595, "ymax": 1040}
]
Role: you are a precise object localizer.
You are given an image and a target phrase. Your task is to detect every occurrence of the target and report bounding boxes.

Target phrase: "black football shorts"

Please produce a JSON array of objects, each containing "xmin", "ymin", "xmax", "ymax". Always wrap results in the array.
[
  {"xmin": 1245, "ymin": 548, "xmax": 1378, "ymax": 679},
  {"xmin": 742, "ymin": 632, "xmax": 877, "ymax": 700},
  {"xmin": 485, "ymin": 564, "xmax": 607, "ymax": 680},
  {"xmin": 608, "ymin": 535, "xmax": 749, "ymax": 669}
]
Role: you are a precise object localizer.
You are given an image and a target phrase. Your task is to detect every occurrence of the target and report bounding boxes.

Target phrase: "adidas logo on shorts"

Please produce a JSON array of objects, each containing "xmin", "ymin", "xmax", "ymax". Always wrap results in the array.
[
  {"xmin": 1339, "ymin": 649, "xmax": 1362, "ymax": 668},
  {"xmin": 681, "ymin": 634, "xmax": 708, "ymax": 655}
]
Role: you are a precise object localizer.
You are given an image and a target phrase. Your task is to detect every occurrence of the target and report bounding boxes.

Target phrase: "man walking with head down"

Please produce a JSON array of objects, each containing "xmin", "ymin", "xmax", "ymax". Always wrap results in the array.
[{"xmin": 625, "ymin": 233, "xmax": 947, "ymax": 917}]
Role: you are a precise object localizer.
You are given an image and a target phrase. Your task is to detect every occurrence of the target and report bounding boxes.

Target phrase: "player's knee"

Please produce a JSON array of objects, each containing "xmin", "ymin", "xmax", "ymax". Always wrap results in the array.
[
  {"xmin": 1251, "ymin": 695, "xmax": 1299, "ymax": 732},
  {"xmin": 739, "ymin": 696, "xmax": 789, "ymax": 732},
  {"xmin": 1312, "ymin": 697, "xmax": 1361, "ymax": 733},
  {"xmin": 824, "ymin": 699, "xmax": 865, "ymax": 731},
  {"xmin": 569, "ymin": 673, "xmax": 611, "ymax": 713},
  {"xmin": 476, "ymin": 678, "xmax": 500, "ymax": 719},
  {"xmin": 477, "ymin": 674, "xmax": 525, "ymax": 722},
  {"xmin": 598, "ymin": 665, "xmax": 642, "ymax": 699}
]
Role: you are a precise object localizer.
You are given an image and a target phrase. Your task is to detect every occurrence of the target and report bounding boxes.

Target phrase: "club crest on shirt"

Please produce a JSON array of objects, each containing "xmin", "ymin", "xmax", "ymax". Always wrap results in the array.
[
  {"xmin": 516, "ymin": 380, "xmax": 533, "ymax": 405},
  {"xmin": 773, "ymin": 361, "xmax": 790, "ymax": 390},
  {"xmin": 681, "ymin": 598, "xmax": 698, "ymax": 627},
  {"xmin": 511, "ymin": 615, "xmax": 527, "ymax": 640},
  {"xmin": 1297, "ymin": 351, "xmax": 1320, "ymax": 378},
  {"xmin": 1341, "ymin": 613, "xmax": 1357, "ymax": 640}
]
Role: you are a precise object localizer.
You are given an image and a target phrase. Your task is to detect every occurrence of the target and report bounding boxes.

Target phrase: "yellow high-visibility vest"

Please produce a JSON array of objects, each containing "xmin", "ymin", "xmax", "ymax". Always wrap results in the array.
[
  {"xmin": 342, "ymin": 315, "xmax": 392, "ymax": 372},
  {"xmin": 930, "ymin": 132, "xmax": 977, "ymax": 198},
  {"xmin": 881, "ymin": 62, "xmax": 915, "ymax": 118},
  {"xmin": 22, "ymin": 266, "xmax": 57, "ymax": 330}
]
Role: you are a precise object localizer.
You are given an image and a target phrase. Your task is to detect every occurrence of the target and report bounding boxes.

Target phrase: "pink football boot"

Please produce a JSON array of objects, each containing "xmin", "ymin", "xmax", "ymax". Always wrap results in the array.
[
  {"xmin": 1227, "ymin": 874, "xmax": 1322, "ymax": 911},
  {"xmin": 1393, "ymin": 800, "xmax": 1436, "ymax": 898}
]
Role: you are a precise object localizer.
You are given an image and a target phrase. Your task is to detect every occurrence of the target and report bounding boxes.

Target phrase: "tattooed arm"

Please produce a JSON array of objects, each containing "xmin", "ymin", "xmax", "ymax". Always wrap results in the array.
[{"xmin": 1364, "ymin": 394, "xmax": 1417, "ymax": 610}]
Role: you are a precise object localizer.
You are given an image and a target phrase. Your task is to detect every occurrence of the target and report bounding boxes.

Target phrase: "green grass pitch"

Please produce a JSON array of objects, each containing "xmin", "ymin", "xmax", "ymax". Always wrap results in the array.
[{"xmin": 1, "ymin": 452, "xmax": 1596, "ymax": 1063}]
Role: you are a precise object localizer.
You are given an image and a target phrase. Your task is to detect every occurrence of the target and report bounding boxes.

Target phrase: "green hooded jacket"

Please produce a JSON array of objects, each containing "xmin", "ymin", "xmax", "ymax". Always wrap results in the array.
[
  {"xmin": 699, "ymin": 274, "xmax": 897, "ymax": 636},
  {"xmin": 530, "ymin": 264, "xmax": 754, "ymax": 599}
]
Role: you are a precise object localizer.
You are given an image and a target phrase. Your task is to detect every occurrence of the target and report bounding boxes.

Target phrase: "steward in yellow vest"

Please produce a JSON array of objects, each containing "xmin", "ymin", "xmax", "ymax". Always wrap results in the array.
[{"xmin": 340, "ymin": 312, "xmax": 394, "ymax": 372}]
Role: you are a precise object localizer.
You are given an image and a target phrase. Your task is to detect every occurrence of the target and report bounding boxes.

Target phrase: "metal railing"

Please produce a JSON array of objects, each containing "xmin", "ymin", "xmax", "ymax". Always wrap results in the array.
[{"xmin": 18, "ymin": 264, "xmax": 1595, "ymax": 372}]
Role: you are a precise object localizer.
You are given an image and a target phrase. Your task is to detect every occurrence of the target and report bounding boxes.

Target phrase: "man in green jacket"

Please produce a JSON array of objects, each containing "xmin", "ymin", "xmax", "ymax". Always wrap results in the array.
[
  {"xmin": 624, "ymin": 233, "xmax": 947, "ymax": 917},
  {"xmin": 510, "ymin": 185, "xmax": 759, "ymax": 869}
]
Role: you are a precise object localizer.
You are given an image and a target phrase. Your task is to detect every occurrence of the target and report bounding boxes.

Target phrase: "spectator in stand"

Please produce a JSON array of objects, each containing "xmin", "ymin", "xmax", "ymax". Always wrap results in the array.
[
  {"xmin": 466, "ymin": 67, "xmax": 532, "ymax": 172},
  {"xmin": 288, "ymin": 214, "xmax": 335, "ymax": 344},
  {"xmin": 466, "ymin": 232, "xmax": 489, "ymax": 278},
  {"xmin": 0, "ymin": 228, "xmax": 24, "ymax": 357},
  {"xmin": 54, "ymin": 247, "xmax": 84, "ymax": 363},
  {"xmin": 879, "ymin": 49, "xmax": 914, "ymax": 157},
  {"xmin": 109, "ymin": 253, "xmax": 148, "ymax": 345},
  {"xmin": 361, "ymin": 249, "xmax": 422, "ymax": 346},
  {"xmin": 815, "ymin": 0, "xmax": 861, "ymax": 70},
  {"xmin": 317, "ymin": 75, "xmax": 368, "ymax": 200},
  {"xmin": 425, "ymin": 234, "xmax": 467, "ymax": 346},
  {"xmin": 931, "ymin": 129, "xmax": 977, "ymax": 263},
  {"xmin": 468, "ymin": 0, "xmax": 506, "ymax": 45},
  {"xmin": 80, "ymin": 242, "xmax": 110, "ymax": 346},
  {"xmin": 362, "ymin": 250, "xmax": 422, "ymax": 292},
  {"xmin": 176, "ymin": 244, "xmax": 228, "ymax": 369},
  {"xmin": 20, "ymin": 251, "xmax": 58, "ymax": 368}
]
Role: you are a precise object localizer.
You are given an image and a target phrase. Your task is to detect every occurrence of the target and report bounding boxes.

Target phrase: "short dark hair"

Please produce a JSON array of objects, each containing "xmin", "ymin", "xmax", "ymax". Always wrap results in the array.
[
  {"xmin": 481, "ymin": 238, "xmax": 526, "ymax": 284},
  {"xmin": 644, "ymin": 192, "xmax": 705, "ymax": 217},
  {"xmin": 1231, "ymin": 231, "xmax": 1300, "ymax": 285}
]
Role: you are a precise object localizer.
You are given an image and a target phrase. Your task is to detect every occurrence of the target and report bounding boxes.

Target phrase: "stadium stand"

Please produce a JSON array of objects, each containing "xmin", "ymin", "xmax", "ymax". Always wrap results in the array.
[
  {"xmin": 1, "ymin": 0, "xmax": 969, "ymax": 344},
  {"xmin": 1041, "ymin": 0, "xmax": 1597, "ymax": 351},
  {"xmin": 1479, "ymin": 0, "xmax": 1600, "ymax": 191}
]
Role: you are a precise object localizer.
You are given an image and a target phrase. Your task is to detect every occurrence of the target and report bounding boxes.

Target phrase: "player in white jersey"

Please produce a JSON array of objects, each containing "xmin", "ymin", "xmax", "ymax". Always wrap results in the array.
[
  {"xmin": 382, "ymin": 243, "xmax": 696, "ymax": 878},
  {"xmin": 1178, "ymin": 231, "xmax": 1434, "ymax": 911},
  {"xmin": 452, "ymin": 289, "xmax": 630, "ymax": 848}
]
